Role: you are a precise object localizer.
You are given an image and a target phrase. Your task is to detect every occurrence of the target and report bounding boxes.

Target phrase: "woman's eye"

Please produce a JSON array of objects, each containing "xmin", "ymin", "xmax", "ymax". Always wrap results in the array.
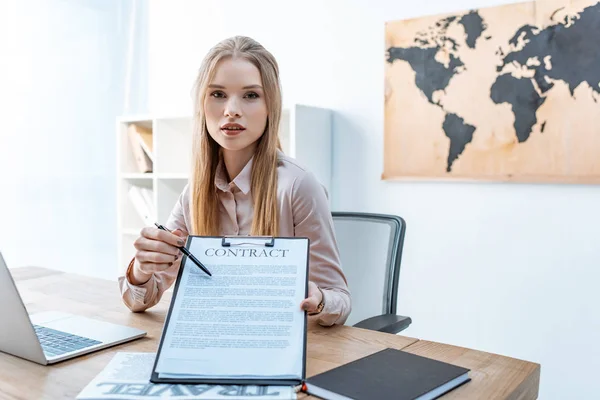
[
  {"xmin": 211, "ymin": 91, "xmax": 225, "ymax": 98},
  {"xmin": 245, "ymin": 92, "xmax": 259, "ymax": 99}
]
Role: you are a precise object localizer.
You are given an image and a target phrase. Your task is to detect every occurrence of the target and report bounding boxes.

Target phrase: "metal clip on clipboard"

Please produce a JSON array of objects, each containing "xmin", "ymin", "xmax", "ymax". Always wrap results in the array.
[{"xmin": 221, "ymin": 236, "xmax": 275, "ymax": 247}]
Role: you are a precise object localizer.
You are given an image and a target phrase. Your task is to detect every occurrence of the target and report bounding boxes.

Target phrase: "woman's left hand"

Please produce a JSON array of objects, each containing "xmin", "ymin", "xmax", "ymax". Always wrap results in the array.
[{"xmin": 300, "ymin": 281, "xmax": 323, "ymax": 313}]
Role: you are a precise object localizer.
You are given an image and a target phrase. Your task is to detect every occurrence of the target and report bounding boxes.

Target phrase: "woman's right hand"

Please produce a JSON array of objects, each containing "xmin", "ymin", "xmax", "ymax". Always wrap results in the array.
[{"xmin": 130, "ymin": 227, "xmax": 187, "ymax": 285}]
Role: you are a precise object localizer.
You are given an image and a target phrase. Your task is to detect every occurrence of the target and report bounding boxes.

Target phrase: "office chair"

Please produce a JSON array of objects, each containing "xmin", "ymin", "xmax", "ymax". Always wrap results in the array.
[{"xmin": 331, "ymin": 212, "xmax": 412, "ymax": 334}]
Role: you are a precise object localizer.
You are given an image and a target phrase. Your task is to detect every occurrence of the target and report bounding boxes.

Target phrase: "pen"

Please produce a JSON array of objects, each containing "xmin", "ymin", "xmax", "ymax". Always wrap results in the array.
[{"xmin": 154, "ymin": 223, "xmax": 212, "ymax": 277}]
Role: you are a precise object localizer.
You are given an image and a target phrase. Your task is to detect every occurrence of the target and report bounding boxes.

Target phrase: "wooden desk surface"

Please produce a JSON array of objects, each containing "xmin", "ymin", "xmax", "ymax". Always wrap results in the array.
[{"xmin": 0, "ymin": 268, "xmax": 540, "ymax": 400}]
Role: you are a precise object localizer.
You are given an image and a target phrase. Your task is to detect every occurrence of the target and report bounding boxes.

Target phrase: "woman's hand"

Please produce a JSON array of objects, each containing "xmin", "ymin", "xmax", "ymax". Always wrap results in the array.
[
  {"xmin": 300, "ymin": 281, "xmax": 324, "ymax": 314},
  {"xmin": 130, "ymin": 227, "xmax": 187, "ymax": 285}
]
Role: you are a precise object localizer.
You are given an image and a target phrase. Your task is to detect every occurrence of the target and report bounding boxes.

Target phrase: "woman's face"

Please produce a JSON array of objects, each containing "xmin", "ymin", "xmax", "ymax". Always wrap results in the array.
[{"xmin": 204, "ymin": 57, "xmax": 268, "ymax": 156}]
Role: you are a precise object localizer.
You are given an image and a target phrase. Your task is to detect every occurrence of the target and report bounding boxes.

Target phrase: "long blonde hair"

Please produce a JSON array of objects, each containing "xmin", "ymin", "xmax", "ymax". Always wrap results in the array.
[{"xmin": 189, "ymin": 36, "xmax": 282, "ymax": 237}]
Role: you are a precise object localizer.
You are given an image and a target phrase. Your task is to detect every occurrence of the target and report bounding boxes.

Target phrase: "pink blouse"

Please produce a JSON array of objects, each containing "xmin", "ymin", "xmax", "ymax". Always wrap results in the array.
[{"xmin": 118, "ymin": 151, "xmax": 352, "ymax": 326}]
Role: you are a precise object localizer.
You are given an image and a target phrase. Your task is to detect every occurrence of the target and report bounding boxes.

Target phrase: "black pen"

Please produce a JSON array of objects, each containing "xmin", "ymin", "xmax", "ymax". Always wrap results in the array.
[{"xmin": 154, "ymin": 223, "xmax": 212, "ymax": 277}]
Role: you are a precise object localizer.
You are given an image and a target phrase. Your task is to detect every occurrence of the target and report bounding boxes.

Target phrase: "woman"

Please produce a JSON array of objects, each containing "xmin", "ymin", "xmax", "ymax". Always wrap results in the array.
[{"xmin": 118, "ymin": 36, "xmax": 351, "ymax": 326}]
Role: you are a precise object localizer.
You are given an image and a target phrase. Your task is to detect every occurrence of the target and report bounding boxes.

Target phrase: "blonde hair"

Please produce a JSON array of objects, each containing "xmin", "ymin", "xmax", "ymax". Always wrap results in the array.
[{"xmin": 189, "ymin": 36, "xmax": 282, "ymax": 237}]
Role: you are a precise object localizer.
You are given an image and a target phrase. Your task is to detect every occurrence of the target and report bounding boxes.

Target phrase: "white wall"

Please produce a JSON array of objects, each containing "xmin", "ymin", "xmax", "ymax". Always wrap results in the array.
[
  {"xmin": 0, "ymin": 0, "xmax": 144, "ymax": 280},
  {"xmin": 146, "ymin": 0, "xmax": 600, "ymax": 398}
]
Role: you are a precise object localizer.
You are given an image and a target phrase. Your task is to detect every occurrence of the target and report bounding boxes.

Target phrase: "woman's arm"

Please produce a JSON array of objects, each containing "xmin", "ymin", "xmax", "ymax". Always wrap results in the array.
[
  {"xmin": 118, "ymin": 186, "xmax": 190, "ymax": 312},
  {"xmin": 291, "ymin": 171, "xmax": 352, "ymax": 326}
]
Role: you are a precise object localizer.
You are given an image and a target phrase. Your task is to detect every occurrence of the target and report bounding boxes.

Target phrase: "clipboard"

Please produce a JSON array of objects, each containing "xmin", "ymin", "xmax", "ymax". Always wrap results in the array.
[{"xmin": 150, "ymin": 235, "xmax": 310, "ymax": 386}]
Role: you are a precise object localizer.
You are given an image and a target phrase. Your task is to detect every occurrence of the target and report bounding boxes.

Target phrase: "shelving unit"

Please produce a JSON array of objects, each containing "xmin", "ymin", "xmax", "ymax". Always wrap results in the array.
[{"xmin": 116, "ymin": 105, "xmax": 332, "ymax": 274}]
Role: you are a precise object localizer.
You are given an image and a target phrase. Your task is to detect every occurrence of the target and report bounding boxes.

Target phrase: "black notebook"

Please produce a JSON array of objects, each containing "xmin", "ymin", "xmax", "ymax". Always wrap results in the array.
[{"xmin": 303, "ymin": 348, "xmax": 470, "ymax": 400}]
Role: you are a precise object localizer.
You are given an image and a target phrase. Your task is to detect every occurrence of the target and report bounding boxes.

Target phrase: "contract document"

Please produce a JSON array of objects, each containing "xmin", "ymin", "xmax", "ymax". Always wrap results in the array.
[{"xmin": 151, "ymin": 236, "xmax": 309, "ymax": 386}]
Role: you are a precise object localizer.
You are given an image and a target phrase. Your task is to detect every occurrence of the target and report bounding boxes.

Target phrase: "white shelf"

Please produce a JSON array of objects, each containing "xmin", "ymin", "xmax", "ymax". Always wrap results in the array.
[
  {"xmin": 120, "ymin": 173, "xmax": 153, "ymax": 179},
  {"xmin": 116, "ymin": 105, "xmax": 332, "ymax": 275},
  {"xmin": 154, "ymin": 117, "xmax": 193, "ymax": 175},
  {"xmin": 156, "ymin": 178, "xmax": 188, "ymax": 224},
  {"xmin": 122, "ymin": 228, "xmax": 142, "ymax": 236},
  {"xmin": 156, "ymin": 173, "xmax": 189, "ymax": 179},
  {"xmin": 281, "ymin": 105, "xmax": 333, "ymax": 195}
]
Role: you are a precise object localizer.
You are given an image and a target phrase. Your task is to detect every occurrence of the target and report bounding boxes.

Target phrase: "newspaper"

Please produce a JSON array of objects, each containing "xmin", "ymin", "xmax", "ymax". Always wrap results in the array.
[{"xmin": 76, "ymin": 352, "xmax": 297, "ymax": 400}]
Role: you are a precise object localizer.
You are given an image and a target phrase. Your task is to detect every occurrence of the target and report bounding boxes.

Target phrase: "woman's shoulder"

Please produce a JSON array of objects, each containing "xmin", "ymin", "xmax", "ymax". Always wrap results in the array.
[
  {"xmin": 277, "ymin": 151, "xmax": 329, "ymax": 199},
  {"xmin": 277, "ymin": 151, "xmax": 308, "ymax": 174},
  {"xmin": 176, "ymin": 183, "xmax": 192, "ymax": 211},
  {"xmin": 180, "ymin": 182, "xmax": 191, "ymax": 200}
]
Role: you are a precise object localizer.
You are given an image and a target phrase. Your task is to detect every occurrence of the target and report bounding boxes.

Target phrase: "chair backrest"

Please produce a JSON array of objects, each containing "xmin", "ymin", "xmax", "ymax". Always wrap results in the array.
[{"xmin": 331, "ymin": 212, "xmax": 406, "ymax": 326}]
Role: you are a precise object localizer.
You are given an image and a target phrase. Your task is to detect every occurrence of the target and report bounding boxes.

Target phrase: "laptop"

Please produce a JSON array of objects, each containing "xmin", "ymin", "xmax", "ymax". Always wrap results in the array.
[{"xmin": 0, "ymin": 252, "xmax": 147, "ymax": 365}]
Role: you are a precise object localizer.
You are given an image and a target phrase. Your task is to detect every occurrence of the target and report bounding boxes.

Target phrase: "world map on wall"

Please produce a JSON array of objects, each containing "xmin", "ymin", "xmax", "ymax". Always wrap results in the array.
[{"xmin": 383, "ymin": 1, "xmax": 600, "ymax": 182}]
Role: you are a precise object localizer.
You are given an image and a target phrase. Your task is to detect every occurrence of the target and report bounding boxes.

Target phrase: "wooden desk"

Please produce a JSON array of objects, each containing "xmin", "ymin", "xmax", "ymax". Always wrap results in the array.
[{"xmin": 0, "ymin": 268, "xmax": 540, "ymax": 400}]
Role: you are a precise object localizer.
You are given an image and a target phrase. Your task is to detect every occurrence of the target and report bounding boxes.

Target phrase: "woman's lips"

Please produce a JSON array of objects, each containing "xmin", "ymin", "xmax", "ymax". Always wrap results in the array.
[
  {"xmin": 221, "ymin": 123, "xmax": 246, "ymax": 136},
  {"xmin": 221, "ymin": 127, "xmax": 245, "ymax": 136}
]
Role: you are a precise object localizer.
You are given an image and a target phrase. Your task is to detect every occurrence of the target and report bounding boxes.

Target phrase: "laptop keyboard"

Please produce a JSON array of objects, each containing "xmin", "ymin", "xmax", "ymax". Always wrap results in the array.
[{"xmin": 33, "ymin": 325, "xmax": 102, "ymax": 358}]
